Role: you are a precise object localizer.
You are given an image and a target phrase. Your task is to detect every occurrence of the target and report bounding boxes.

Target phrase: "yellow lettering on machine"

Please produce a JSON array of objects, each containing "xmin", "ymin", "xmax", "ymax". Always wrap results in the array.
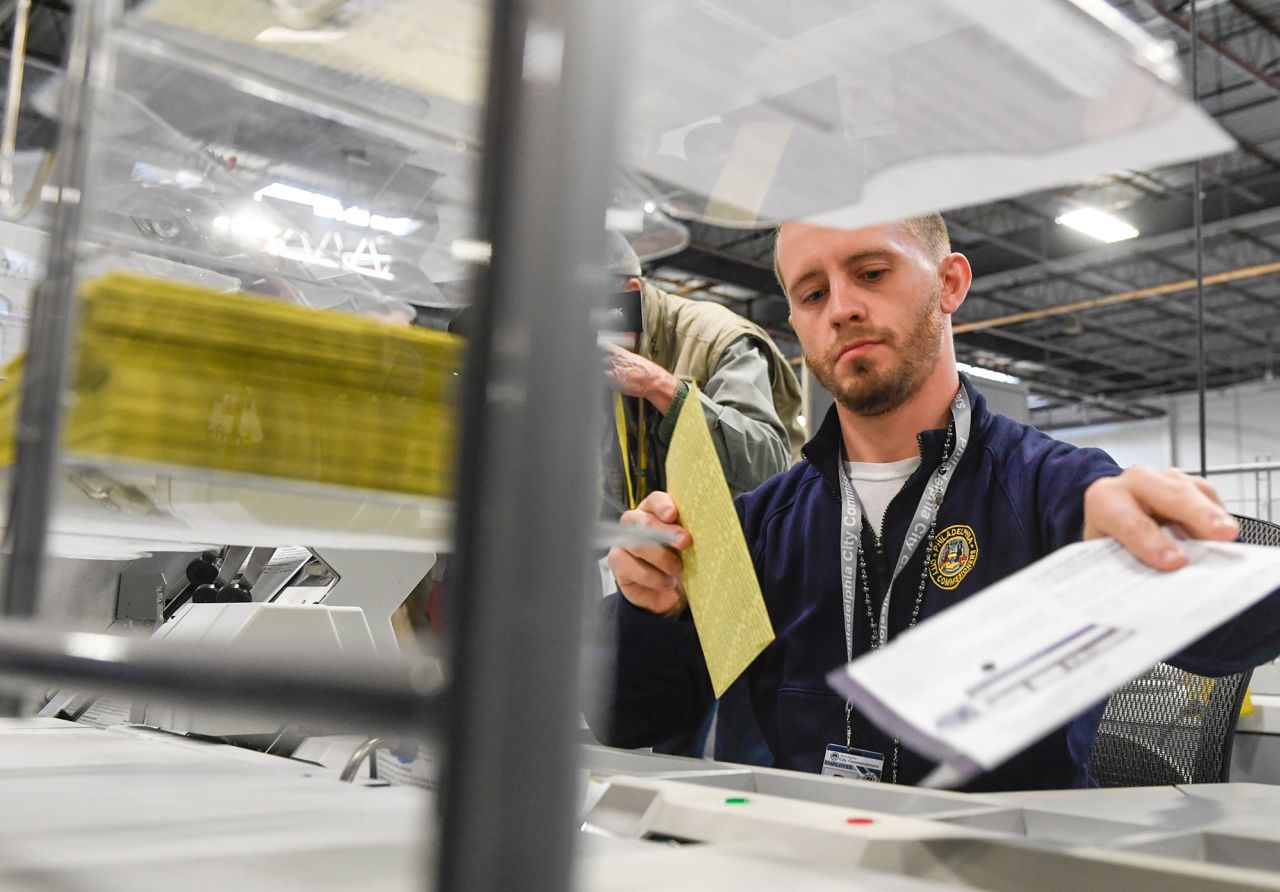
[{"xmin": 665, "ymin": 383, "xmax": 774, "ymax": 699}]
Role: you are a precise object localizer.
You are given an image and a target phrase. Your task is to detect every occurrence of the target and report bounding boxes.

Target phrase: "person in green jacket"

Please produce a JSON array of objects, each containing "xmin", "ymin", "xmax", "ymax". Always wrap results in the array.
[
  {"xmin": 600, "ymin": 231, "xmax": 804, "ymax": 520},
  {"xmin": 599, "ymin": 231, "xmax": 802, "ymax": 765}
]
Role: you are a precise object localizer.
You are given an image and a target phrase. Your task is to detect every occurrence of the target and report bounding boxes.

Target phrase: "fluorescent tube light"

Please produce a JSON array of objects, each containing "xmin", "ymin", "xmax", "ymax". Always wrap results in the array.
[
  {"xmin": 212, "ymin": 211, "xmax": 281, "ymax": 242},
  {"xmin": 451, "ymin": 239, "xmax": 493, "ymax": 263},
  {"xmin": 957, "ymin": 362, "xmax": 1021, "ymax": 385},
  {"xmin": 1055, "ymin": 207, "xmax": 1139, "ymax": 243},
  {"xmin": 255, "ymin": 27, "xmax": 346, "ymax": 44},
  {"xmin": 605, "ymin": 208, "xmax": 644, "ymax": 233},
  {"xmin": 254, "ymin": 182, "xmax": 421, "ymax": 236}
]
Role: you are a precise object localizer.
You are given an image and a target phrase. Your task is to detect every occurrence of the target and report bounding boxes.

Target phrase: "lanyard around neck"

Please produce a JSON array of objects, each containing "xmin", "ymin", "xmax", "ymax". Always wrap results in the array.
[{"xmin": 837, "ymin": 386, "xmax": 972, "ymax": 663}]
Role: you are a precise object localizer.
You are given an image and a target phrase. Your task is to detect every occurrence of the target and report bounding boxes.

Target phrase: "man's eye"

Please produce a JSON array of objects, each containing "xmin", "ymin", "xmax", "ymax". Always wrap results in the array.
[
  {"xmin": 801, "ymin": 289, "xmax": 826, "ymax": 304},
  {"xmin": 863, "ymin": 269, "xmax": 887, "ymax": 283}
]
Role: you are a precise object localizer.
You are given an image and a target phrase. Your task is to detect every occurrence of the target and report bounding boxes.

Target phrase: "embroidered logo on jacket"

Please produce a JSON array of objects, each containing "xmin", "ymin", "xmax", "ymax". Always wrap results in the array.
[{"xmin": 930, "ymin": 524, "xmax": 978, "ymax": 590}]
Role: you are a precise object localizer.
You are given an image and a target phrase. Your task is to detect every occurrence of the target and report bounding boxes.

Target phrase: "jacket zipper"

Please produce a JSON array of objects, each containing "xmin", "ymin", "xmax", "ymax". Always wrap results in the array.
[{"xmin": 807, "ymin": 433, "xmax": 931, "ymax": 635}]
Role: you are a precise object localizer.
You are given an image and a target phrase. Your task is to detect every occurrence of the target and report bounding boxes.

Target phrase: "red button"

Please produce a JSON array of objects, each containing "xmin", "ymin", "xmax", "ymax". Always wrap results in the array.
[{"xmin": 847, "ymin": 817, "xmax": 874, "ymax": 825}]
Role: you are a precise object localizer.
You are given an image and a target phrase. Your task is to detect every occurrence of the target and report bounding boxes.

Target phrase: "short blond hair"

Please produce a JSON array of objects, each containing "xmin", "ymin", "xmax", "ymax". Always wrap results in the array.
[
  {"xmin": 772, "ymin": 213, "xmax": 951, "ymax": 297},
  {"xmin": 903, "ymin": 213, "xmax": 951, "ymax": 264}
]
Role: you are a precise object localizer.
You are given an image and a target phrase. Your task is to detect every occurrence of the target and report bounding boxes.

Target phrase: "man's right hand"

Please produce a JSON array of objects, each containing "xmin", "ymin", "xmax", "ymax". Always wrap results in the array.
[{"xmin": 608, "ymin": 491, "xmax": 692, "ymax": 617}]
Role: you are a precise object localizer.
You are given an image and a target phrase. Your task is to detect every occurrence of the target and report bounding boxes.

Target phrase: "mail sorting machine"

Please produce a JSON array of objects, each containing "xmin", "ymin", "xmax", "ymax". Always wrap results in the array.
[{"xmin": 7, "ymin": 711, "xmax": 1280, "ymax": 891}]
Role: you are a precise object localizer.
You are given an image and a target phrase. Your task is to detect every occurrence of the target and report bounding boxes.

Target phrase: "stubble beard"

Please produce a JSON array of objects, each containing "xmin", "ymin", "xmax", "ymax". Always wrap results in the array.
[{"xmin": 807, "ymin": 296, "xmax": 944, "ymax": 417}]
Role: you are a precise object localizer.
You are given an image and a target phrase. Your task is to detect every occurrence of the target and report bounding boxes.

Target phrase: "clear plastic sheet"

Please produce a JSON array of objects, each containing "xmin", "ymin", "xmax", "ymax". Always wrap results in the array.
[
  {"xmin": 622, "ymin": 0, "xmax": 1231, "ymax": 228},
  {"xmin": 0, "ymin": 0, "xmax": 1234, "ymax": 552}
]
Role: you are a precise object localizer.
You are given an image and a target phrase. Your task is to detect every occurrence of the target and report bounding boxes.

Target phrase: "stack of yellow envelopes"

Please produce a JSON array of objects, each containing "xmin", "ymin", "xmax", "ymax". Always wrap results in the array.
[{"xmin": 0, "ymin": 273, "xmax": 463, "ymax": 498}]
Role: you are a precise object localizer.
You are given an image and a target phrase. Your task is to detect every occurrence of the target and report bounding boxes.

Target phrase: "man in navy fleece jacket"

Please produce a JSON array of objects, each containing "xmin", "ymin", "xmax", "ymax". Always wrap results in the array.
[{"xmin": 589, "ymin": 214, "xmax": 1280, "ymax": 792}]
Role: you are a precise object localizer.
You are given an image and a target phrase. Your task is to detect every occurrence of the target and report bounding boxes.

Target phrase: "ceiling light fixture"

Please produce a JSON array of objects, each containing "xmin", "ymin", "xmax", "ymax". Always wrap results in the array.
[
  {"xmin": 957, "ymin": 361, "xmax": 1021, "ymax": 385},
  {"xmin": 254, "ymin": 26, "xmax": 347, "ymax": 44},
  {"xmin": 450, "ymin": 239, "xmax": 493, "ymax": 263},
  {"xmin": 212, "ymin": 211, "xmax": 281, "ymax": 243},
  {"xmin": 1055, "ymin": 207, "xmax": 1139, "ymax": 243},
  {"xmin": 605, "ymin": 207, "xmax": 644, "ymax": 233},
  {"xmin": 254, "ymin": 182, "xmax": 421, "ymax": 237}
]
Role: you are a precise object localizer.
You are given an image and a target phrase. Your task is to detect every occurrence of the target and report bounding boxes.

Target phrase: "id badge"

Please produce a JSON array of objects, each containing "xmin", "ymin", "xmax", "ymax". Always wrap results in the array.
[{"xmin": 822, "ymin": 743, "xmax": 884, "ymax": 781}]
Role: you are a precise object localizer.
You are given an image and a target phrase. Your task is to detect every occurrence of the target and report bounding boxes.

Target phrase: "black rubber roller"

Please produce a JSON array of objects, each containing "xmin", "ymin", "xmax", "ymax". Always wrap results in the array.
[
  {"xmin": 219, "ymin": 580, "xmax": 253, "ymax": 603},
  {"xmin": 185, "ymin": 554, "xmax": 220, "ymax": 586},
  {"xmin": 190, "ymin": 582, "xmax": 220, "ymax": 604}
]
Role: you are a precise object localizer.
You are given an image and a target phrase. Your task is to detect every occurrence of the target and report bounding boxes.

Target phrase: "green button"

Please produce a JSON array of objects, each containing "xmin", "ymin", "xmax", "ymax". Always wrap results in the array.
[{"xmin": 724, "ymin": 797, "xmax": 749, "ymax": 805}]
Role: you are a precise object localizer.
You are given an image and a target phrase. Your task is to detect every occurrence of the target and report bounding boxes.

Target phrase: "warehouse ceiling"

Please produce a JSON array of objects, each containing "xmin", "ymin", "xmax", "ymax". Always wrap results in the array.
[
  {"xmin": 6, "ymin": 0, "xmax": 1280, "ymax": 429},
  {"xmin": 644, "ymin": 0, "xmax": 1280, "ymax": 429}
]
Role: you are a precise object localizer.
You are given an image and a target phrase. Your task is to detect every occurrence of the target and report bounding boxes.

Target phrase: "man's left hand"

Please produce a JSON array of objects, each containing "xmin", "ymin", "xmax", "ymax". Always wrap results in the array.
[
  {"xmin": 1084, "ymin": 466, "xmax": 1239, "ymax": 571},
  {"xmin": 602, "ymin": 341, "xmax": 679, "ymax": 413}
]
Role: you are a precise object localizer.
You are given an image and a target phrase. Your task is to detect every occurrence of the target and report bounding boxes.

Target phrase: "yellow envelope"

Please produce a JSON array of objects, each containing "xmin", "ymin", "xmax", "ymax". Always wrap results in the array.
[{"xmin": 665, "ymin": 383, "xmax": 775, "ymax": 698}]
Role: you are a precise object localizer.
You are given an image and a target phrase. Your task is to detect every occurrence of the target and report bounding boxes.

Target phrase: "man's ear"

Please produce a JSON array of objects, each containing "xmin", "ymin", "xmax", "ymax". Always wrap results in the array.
[
  {"xmin": 938, "ymin": 253, "xmax": 972, "ymax": 316},
  {"xmin": 623, "ymin": 277, "xmax": 643, "ymax": 293}
]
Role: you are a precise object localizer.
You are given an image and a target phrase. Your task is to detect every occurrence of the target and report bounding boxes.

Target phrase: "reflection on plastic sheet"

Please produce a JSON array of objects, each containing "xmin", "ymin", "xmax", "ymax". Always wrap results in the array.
[
  {"xmin": 374, "ymin": 743, "xmax": 438, "ymax": 791},
  {"xmin": 625, "ymin": 0, "xmax": 1231, "ymax": 228}
]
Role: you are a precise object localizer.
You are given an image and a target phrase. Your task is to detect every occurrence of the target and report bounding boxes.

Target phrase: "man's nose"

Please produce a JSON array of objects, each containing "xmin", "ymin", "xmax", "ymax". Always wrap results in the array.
[{"xmin": 827, "ymin": 277, "xmax": 867, "ymax": 325}]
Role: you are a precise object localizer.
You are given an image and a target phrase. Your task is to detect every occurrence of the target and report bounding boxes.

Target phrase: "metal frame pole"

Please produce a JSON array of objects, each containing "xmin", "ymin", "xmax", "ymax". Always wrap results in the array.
[
  {"xmin": 1259, "ymin": 465, "xmax": 1269, "ymax": 522},
  {"xmin": 1191, "ymin": 0, "xmax": 1209, "ymax": 477},
  {"xmin": 0, "ymin": 620, "xmax": 442, "ymax": 735},
  {"xmin": 1, "ymin": 0, "xmax": 115, "ymax": 619},
  {"xmin": 435, "ymin": 0, "xmax": 624, "ymax": 889}
]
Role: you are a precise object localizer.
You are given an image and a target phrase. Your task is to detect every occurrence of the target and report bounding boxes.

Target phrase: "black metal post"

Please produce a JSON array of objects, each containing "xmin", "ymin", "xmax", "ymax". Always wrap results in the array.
[
  {"xmin": 1, "ymin": 0, "xmax": 111, "ymax": 619},
  {"xmin": 1192, "ymin": 0, "xmax": 1209, "ymax": 477},
  {"xmin": 435, "ymin": 0, "xmax": 624, "ymax": 890}
]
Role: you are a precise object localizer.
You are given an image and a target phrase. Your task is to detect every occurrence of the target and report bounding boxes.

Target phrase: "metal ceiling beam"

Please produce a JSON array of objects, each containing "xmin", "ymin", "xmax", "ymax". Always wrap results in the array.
[
  {"xmin": 1043, "ymin": 228, "xmax": 1280, "ymax": 349},
  {"xmin": 965, "ymin": 327, "xmax": 1166, "ymax": 385},
  {"xmin": 1031, "ymin": 406, "xmax": 1161, "ymax": 431},
  {"xmin": 660, "ymin": 240, "xmax": 780, "ymax": 295},
  {"xmin": 961, "ymin": 290, "xmax": 1208, "ymax": 387},
  {"xmin": 969, "ymin": 195, "xmax": 1280, "ymax": 293},
  {"xmin": 964, "ymin": 173, "xmax": 1280, "ymax": 292},
  {"xmin": 1228, "ymin": 0, "xmax": 1280, "ymax": 44},
  {"xmin": 1228, "ymin": 133, "xmax": 1280, "ymax": 175},
  {"xmin": 1088, "ymin": 326, "xmax": 1275, "ymax": 392},
  {"xmin": 714, "ymin": 229, "xmax": 773, "ymax": 254},
  {"xmin": 957, "ymin": 260, "xmax": 1280, "ymax": 334},
  {"xmin": 1233, "ymin": 228, "xmax": 1280, "ymax": 257},
  {"xmin": 1017, "ymin": 374, "xmax": 1166, "ymax": 420},
  {"xmin": 1145, "ymin": 2, "xmax": 1280, "ymax": 100},
  {"xmin": 961, "ymin": 237, "xmax": 1274, "ymax": 401},
  {"xmin": 1101, "ymin": 352, "xmax": 1275, "ymax": 393},
  {"xmin": 968, "ymin": 198, "xmax": 1277, "ymax": 353},
  {"xmin": 1090, "ymin": 318, "xmax": 1280, "ymax": 381},
  {"xmin": 1200, "ymin": 164, "xmax": 1265, "ymax": 205},
  {"xmin": 954, "ymin": 337, "xmax": 1164, "ymax": 411},
  {"xmin": 1095, "ymin": 360, "xmax": 1276, "ymax": 402},
  {"xmin": 952, "ymin": 218, "xmax": 1215, "ymax": 367},
  {"xmin": 1139, "ymin": 250, "xmax": 1280, "ymax": 335},
  {"xmin": 957, "ymin": 333, "xmax": 1164, "ymax": 417}
]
